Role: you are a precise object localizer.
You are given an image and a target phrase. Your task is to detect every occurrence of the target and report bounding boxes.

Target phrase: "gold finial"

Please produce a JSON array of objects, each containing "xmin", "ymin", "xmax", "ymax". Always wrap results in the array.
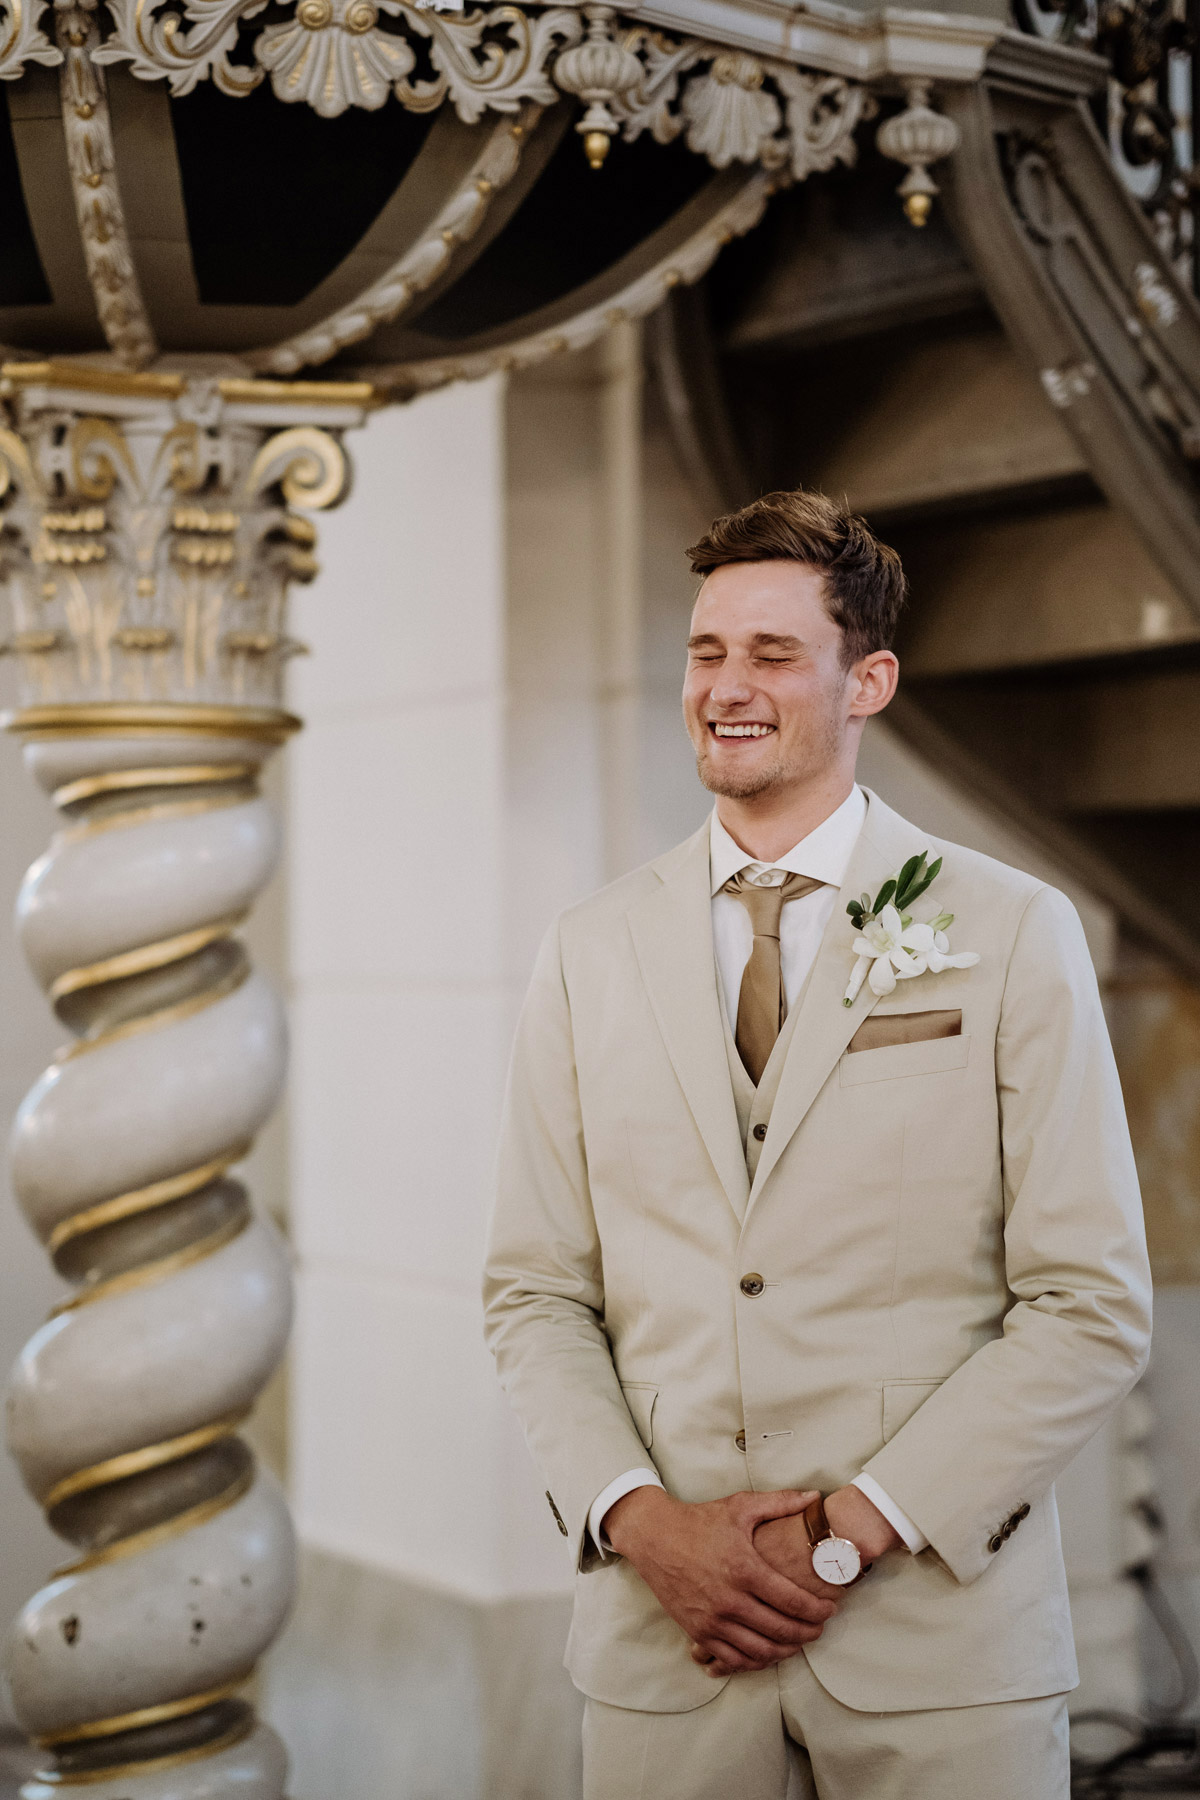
[
  {"xmin": 583, "ymin": 129, "xmax": 611, "ymax": 169},
  {"xmin": 904, "ymin": 191, "xmax": 932, "ymax": 228}
]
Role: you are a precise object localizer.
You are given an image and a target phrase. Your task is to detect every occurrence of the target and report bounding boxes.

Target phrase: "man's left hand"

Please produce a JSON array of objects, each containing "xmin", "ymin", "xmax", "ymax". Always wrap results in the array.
[{"xmin": 688, "ymin": 1486, "xmax": 902, "ymax": 1676}]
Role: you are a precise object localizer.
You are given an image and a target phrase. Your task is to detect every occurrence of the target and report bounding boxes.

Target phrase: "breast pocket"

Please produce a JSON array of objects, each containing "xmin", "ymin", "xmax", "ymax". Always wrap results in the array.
[{"xmin": 841, "ymin": 1033, "xmax": 971, "ymax": 1087}]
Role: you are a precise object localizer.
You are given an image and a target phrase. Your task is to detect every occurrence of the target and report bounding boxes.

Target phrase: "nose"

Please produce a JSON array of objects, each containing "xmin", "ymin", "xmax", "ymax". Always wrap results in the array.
[{"xmin": 710, "ymin": 659, "xmax": 753, "ymax": 708}]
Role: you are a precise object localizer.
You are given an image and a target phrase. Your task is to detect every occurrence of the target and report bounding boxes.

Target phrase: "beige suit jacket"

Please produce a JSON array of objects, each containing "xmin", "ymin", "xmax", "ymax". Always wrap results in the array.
[{"xmin": 483, "ymin": 791, "xmax": 1152, "ymax": 1714}]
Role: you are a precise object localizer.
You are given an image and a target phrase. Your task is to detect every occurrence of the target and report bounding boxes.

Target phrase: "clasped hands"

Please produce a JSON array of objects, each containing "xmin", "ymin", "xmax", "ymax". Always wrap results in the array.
[{"xmin": 604, "ymin": 1483, "xmax": 901, "ymax": 1679}]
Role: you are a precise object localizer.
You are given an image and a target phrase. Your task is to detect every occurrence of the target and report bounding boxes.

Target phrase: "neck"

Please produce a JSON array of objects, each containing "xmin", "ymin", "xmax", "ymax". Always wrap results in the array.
[{"xmin": 715, "ymin": 770, "xmax": 856, "ymax": 862}]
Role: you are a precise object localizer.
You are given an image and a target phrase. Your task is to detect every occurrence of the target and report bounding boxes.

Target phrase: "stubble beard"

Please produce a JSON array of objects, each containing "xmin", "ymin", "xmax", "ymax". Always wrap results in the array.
[{"xmin": 694, "ymin": 697, "xmax": 844, "ymax": 802}]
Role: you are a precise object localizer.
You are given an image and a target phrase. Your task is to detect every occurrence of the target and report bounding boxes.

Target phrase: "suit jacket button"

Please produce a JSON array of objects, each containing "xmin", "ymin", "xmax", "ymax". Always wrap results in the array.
[
  {"xmin": 735, "ymin": 1430, "xmax": 747, "ymax": 1451},
  {"xmin": 752, "ymin": 1124, "xmax": 767, "ymax": 1142},
  {"xmin": 740, "ymin": 1274, "xmax": 765, "ymax": 1296},
  {"xmin": 988, "ymin": 1533, "xmax": 1005, "ymax": 1553},
  {"xmin": 1016, "ymin": 1503, "xmax": 1030, "ymax": 1520},
  {"xmin": 1002, "ymin": 1520, "xmax": 1014, "ymax": 1538}
]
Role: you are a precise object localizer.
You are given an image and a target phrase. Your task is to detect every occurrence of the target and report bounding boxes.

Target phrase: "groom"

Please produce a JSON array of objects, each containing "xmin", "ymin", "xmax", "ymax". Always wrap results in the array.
[{"xmin": 483, "ymin": 489, "xmax": 1151, "ymax": 1799}]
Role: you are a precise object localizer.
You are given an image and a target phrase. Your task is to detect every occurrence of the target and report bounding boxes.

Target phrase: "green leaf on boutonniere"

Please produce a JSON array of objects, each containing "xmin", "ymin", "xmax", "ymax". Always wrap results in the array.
[
  {"xmin": 893, "ymin": 852, "xmax": 924, "ymax": 899},
  {"xmin": 895, "ymin": 853, "xmax": 942, "ymax": 912}
]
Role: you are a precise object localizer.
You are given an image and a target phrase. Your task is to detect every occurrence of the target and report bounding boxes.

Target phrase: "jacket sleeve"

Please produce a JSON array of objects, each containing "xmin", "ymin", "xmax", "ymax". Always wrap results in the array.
[
  {"xmin": 482, "ymin": 916, "xmax": 661, "ymax": 1572},
  {"xmin": 858, "ymin": 884, "xmax": 1152, "ymax": 1584}
]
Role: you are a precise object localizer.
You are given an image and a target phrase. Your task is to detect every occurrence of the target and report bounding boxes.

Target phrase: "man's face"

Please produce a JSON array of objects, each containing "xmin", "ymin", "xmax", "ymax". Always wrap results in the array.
[{"xmin": 682, "ymin": 561, "xmax": 859, "ymax": 802}]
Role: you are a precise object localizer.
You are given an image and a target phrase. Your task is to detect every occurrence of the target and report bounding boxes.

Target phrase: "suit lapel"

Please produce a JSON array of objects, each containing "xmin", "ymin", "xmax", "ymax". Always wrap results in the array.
[
  {"xmin": 745, "ymin": 790, "xmax": 932, "ymax": 1215},
  {"xmin": 627, "ymin": 825, "xmax": 750, "ymax": 1221}
]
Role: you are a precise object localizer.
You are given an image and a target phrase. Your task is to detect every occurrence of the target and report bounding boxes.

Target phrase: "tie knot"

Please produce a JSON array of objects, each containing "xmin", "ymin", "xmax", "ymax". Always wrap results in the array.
[{"xmin": 724, "ymin": 868, "xmax": 824, "ymax": 938}]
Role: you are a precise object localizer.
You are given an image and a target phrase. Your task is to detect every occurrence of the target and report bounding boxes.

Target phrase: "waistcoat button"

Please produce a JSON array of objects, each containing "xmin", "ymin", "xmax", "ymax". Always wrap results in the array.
[
  {"xmin": 752, "ymin": 1124, "xmax": 767, "ymax": 1142},
  {"xmin": 740, "ymin": 1274, "xmax": 765, "ymax": 1297},
  {"xmin": 735, "ymin": 1431, "xmax": 747, "ymax": 1451}
]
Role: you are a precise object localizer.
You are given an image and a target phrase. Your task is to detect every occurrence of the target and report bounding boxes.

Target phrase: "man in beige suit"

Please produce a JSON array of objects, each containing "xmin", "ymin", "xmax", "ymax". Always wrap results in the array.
[{"xmin": 483, "ymin": 490, "xmax": 1151, "ymax": 1799}]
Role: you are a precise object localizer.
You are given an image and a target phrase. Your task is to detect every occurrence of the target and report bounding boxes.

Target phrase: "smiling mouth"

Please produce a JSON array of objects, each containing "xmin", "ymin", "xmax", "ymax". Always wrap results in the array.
[{"xmin": 708, "ymin": 722, "xmax": 777, "ymax": 739}]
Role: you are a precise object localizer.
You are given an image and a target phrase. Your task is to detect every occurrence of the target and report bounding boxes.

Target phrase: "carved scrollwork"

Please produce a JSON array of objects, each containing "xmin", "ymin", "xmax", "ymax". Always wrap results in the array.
[
  {"xmin": 245, "ymin": 426, "xmax": 347, "ymax": 508},
  {"xmin": 92, "ymin": 0, "xmax": 869, "ymax": 179},
  {"xmin": 774, "ymin": 68, "xmax": 874, "ymax": 180},
  {"xmin": 95, "ymin": 0, "xmax": 580, "ymax": 119},
  {"xmin": 0, "ymin": 0, "xmax": 60, "ymax": 77}
]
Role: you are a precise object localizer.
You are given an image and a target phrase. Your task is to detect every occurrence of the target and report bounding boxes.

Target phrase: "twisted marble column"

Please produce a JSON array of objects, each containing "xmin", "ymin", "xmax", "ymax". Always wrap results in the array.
[{"xmin": 0, "ymin": 364, "xmax": 369, "ymax": 1797}]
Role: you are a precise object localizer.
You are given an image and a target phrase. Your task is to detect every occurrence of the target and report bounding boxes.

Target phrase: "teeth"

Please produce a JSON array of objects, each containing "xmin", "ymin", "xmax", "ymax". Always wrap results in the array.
[{"xmin": 713, "ymin": 723, "xmax": 774, "ymax": 737}]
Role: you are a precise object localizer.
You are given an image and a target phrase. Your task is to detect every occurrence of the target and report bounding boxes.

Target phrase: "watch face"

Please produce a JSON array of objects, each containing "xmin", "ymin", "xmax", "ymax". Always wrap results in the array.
[{"xmin": 812, "ymin": 1535, "xmax": 862, "ymax": 1586}]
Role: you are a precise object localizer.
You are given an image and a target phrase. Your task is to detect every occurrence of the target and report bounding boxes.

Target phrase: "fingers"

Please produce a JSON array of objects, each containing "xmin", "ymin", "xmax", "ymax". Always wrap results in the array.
[
  {"xmin": 695, "ymin": 1620, "xmax": 808, "ymax": 1674},
  {"xmin": 733, "ymin": 1594, "xmax": 830, "ymax": 1644},
  {"xmin": 736, "ymin": 1488, "xmax": 820, "ymax": 1530},
  {"xmin": 749, "ymin": 1561, "xmax": 840, "ymax": 1624}
]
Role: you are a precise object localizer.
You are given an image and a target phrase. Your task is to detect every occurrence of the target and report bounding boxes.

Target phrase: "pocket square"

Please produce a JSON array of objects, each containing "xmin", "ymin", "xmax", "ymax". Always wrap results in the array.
[{"xmin": 848, "ymin": 1009, "xmax": 963, "ymax": 1054}]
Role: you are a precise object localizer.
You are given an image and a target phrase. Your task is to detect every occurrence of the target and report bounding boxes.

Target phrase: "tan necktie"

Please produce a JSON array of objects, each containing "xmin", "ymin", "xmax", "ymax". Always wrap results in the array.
[{"xmin": 725, "ymin": 870, "xmax": 825, "ymax": 1085}]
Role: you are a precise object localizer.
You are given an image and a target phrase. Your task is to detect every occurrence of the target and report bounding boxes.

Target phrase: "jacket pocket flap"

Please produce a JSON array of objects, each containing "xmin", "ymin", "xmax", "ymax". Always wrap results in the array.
[
  {"xmin": 620, "ymin": 1382, "xmax": 657, "ymax": 1449},
  {"xmin": 882, "ymin": 1378, "xmax": 946, "ymax": 1442},
  {"xmin": 849, "ymin": 1009, "xmax": 962, "ymax": 1054},
  {"xmin": 841, "ymin": 1032, "xmax": 971, "ymax": 1086}
]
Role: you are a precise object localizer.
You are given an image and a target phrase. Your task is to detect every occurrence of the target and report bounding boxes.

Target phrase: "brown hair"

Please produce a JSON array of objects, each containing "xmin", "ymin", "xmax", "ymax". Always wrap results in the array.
[{"xmin": 686, "ymin": 489, "xmax": 907, "ymax": 667}]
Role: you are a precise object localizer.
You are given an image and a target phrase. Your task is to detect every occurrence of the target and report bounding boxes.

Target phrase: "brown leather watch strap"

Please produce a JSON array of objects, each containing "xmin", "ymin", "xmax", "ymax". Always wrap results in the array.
[{"xmin": 802, "ymin": 1495, "xmax": 830, "ymax": 1547}]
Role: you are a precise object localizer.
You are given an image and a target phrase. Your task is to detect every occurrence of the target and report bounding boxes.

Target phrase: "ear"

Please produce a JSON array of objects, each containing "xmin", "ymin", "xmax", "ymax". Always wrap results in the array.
[{"xmin": 848, "ymin": 650, "xmax": 899, "ymax": 719}]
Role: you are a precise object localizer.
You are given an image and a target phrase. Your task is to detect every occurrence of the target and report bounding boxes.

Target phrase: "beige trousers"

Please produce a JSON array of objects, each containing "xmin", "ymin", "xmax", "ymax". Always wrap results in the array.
[{"xmin": 582, "ymin": 1656, "xmax": 1071, "ymax": 1800}]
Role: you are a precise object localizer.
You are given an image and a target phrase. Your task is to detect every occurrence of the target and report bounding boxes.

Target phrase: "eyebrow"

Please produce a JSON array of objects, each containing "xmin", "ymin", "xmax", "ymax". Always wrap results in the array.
[{"xmin": 686, "ymin": 632, "xmax": 806, "ymax": 650}]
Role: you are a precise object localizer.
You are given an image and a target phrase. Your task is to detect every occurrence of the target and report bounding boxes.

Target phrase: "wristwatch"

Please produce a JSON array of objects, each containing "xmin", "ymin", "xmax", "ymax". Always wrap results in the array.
[{"xmin": 803, "ymin": 1495, "xmax": 870, "ymax": 1587}]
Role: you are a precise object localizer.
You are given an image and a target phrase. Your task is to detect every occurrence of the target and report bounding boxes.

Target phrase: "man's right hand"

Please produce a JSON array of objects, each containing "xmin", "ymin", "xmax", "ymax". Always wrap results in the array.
[{"xmin": 603, "ymin": 1484, "xmax": 841, "ymax": 1675}]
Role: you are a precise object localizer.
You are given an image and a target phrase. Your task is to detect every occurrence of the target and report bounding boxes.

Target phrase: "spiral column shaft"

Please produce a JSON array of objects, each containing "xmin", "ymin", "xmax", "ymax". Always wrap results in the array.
[
  {"xmin": 0, "ymin": 365, "xmax": 366, "ymax": 1800},
  {"xmin": 4, "ymin": 719, "xmax": 299, "ymax": 1797}
]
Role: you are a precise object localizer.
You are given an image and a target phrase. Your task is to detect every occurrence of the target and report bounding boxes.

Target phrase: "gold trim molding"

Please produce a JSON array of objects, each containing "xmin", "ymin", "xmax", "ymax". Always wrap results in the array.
[
  {"xmin": 43, "ymin": 1412, "xmax": 250, "ymax": 1512},
  {"xmin": 31, "ymin": 1716, "xmax": 256, "ymax": 1786},
  {"xmin": 35, "ymin": 1673, "xmax": 255, "ymax": 1747},
  {"xmin": 52, "ymin": 764, "xmax": 257, "ymax": 807},
  {"xmin": 48, "ymin": 1147, "xmax": 252, "ymax": 1255},
  {"xmin": 1, "ymin": 361, "xmax": 380, "ymax": 408},
  {"xmin": 4, "ymin": 704, "xmax": 303, "ymax": 742},
  {"xmin": 49, "ymin": 915, "xmax": 248, "ymax": 1002},
  {"xmin": 55, "ymin": 1465, "xmax": 256, "ymax": 1577}
]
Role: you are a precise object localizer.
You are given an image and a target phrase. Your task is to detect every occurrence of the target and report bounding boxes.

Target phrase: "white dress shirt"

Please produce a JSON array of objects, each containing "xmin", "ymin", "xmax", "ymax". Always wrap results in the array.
[{"xmin": 589, "ymin": 787, "xmax": 928, "ymax": 1558}]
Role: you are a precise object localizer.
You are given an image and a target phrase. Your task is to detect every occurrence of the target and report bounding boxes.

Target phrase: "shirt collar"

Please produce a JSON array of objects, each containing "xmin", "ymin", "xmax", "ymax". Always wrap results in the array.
[{"xmin": 709, "ymin": 785, "xmax": 867, "ymax": 897}]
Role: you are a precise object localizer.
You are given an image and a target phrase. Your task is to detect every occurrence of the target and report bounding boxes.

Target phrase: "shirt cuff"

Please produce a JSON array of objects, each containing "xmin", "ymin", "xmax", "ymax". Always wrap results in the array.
[
  {"xmin": 852, "ymin": 1473, "xmax": 929, "ymax": 1554},
  {"xmin": 587, "ymin": 1468, "xmax": 665, "ymax": 1557}
]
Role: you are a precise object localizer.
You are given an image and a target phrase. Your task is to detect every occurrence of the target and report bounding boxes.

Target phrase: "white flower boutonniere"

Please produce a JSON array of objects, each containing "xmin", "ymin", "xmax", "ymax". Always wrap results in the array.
[{"xmin": 843, "ymin": 851, "xmax": 980, "ymax": 1006}]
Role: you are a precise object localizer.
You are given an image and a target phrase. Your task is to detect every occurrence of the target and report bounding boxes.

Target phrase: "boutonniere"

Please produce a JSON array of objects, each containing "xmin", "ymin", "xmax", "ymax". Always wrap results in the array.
[{"xmin": 843, "ymin": 851, "xmax": 979, "ymax": 1006}]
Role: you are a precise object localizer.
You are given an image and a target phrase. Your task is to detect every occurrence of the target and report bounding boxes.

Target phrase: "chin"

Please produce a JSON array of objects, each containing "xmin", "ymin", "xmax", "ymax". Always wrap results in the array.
[{"xmin": 696, "ymin": 752, "xmax": 786, "ymax": 801}]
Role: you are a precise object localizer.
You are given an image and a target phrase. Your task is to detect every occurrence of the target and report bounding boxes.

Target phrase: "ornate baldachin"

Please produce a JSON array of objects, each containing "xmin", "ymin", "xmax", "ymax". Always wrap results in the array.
[{"xmin": 92, "ymin": 0, "xmax": 871, "ymax": 179}]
